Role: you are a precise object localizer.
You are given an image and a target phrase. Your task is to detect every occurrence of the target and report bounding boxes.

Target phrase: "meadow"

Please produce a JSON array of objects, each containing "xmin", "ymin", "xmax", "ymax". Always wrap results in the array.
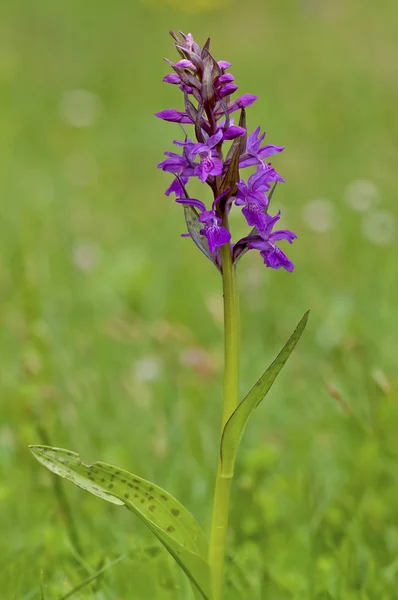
[{"xmin": 1, "ymin": 0, "xmax": 397, "ymax": 598}]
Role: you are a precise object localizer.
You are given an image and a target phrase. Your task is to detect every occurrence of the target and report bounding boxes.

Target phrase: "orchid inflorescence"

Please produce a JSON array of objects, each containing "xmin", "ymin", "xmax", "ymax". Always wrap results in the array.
[{"xmin": 157, "ymin": 30, "xmax": 297, "ymax": 273}]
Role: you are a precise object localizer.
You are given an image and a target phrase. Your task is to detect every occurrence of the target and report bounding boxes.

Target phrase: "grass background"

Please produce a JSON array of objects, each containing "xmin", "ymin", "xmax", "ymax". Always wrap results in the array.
[{"xmin": 1, "ymin": 0, "xmax": 397, "ymax": 598}]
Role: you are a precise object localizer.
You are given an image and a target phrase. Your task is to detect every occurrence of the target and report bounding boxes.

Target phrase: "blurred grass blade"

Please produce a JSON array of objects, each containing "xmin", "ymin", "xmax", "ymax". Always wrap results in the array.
[
  {"xmin": 59, "ymin": 555, "xmax": 124, "ymax": 600},
  {"xmin": 30, "ymin": 446, "xmax": 211, "ymax": 599},
  {"xmin": 220, "ymin": 311, "xmax": 309, "ymax": 477},
  {"xmin": 40, "ymin": 570, "xmax": 45, "ymax": 600}
]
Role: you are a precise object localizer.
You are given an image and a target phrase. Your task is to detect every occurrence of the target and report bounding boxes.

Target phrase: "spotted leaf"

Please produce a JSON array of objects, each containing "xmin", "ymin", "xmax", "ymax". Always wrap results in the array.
[{"xmin": 30, "ymin": 446, "xmax": 211, "ymax": 600}]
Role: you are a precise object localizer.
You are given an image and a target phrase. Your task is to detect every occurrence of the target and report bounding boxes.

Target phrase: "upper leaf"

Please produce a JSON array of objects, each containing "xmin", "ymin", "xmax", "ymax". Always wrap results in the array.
[
  {"xmin": 30, "ymin": 445, "xmax": 211, "ymax": 599},
  {"xmin": 220, "ymin": 311, "xmax": 309, "ymax": 477},
  {"xmin": 221, "ymin": 108, "xmax": 246, "ymax": 199}
]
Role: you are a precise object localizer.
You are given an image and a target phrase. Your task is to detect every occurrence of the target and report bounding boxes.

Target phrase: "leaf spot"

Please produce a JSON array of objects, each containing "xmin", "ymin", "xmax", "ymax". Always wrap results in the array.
[{"xmin": 171, "ymin": 509, "xmax": 180, "ymax": 517}]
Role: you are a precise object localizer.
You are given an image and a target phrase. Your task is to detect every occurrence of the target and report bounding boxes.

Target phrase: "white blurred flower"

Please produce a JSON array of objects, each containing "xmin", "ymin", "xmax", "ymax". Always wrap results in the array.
[
  {"xmin": 361, "ymin": 209, "xmax": 396, "ymax": 246},
  {"xmin": 133, "ymin": 357, "xmax": 161, "ymax": 383},
  {"xmin": 302, "ymin": 198, "xmax": 336, "ymax": 232},
  {"xmin": 72, "ymin": 242, "xmax": 102, "ymax": 271},
  {"xmin": 60, "ymin": 89, "xmax": 102, "ymax": 127},
  {"xmin": 345, "ymin": 179, "xmax": 380, "ymax": 212}
]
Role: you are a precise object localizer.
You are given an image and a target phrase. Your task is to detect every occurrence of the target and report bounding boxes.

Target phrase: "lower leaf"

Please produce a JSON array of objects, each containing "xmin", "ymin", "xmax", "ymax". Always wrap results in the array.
[{"xmin": 30, "ymin": 445, "xmax": 211, "ymax": 599}]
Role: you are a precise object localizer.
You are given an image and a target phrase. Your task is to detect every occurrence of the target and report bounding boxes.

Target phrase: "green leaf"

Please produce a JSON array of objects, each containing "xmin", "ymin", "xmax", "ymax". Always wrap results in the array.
[
  {"xmin": 220, "ymin": 311, "xmax": 309, "ymax": 477},
  {"xmin": 183, "ymin": 204, "xmax": 218, "ymax": 271},
  {"xmin": 30, "ymin": 446, "xmax": 212, "ymax": 600},
  {"xmin": 221, "ymin": 108, "xmax": 246, "ymax": 198}
]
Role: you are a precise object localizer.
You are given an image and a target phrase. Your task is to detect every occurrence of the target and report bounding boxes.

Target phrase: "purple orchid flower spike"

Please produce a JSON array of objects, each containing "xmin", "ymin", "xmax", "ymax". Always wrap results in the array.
[{"xmin": 156, "ymin": 31, "xmax": 296, "ymax": 273}]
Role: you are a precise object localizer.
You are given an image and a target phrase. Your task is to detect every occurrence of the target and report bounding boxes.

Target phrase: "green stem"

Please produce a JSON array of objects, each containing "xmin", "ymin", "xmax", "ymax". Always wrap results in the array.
[{"xmin": 209, "ymin": 227, "xmax": 239, "ymax": 600}]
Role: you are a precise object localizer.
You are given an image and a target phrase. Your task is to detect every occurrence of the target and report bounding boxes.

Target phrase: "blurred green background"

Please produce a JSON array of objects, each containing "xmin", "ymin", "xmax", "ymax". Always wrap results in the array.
[{"xmin": 1, "ymin": 0, "xmax": 397, "ymax": 598}]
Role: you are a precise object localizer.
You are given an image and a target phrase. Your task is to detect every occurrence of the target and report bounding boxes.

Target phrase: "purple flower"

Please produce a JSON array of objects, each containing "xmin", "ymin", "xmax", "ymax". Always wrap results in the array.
[
  {"xmin": 175, "ymin": 59, "xmax": 196, "ymax": 69},
  {"xmin": 165, "ymin": 176, "xmax": 189, "ymax": 197},
  {"xmin": 234, "ymin": 169, "xmax": 272, "ymax": 229},
  {"xmin": 176, "ymin": 198, "xmax": 231, "ymax": 253},
  {"xmin": 157, "ymin": 151, "xmax": 192, "ymax": 176},
  {"xmin": 163, "ymin": 73, "xmax": 181, "ymax": 85},
  {"xmin": 240, "ymin": 127, "xmax": 284, "ymax": 168},
  {"xmin": 219, "ymin": 124, "xmax": 246, "ymax": 141},
  {"xmin": 218, "ymin": 60, "xmax": 232, "ymax": 70},
  {"xmin": 216, "ymin": 73, "xmax": 235, "ymax": 86},
  {"xmin": 228, "ymin": 94, "xmax": 258, "ymax": 112},
  {"xmin": 188, "ymin": 130, "xmax": 224, "ymax": 183},
  {"xmin": 248, "ymin": 212, "xmax": 297, "ymax": 272},
  {"xmin": 219, "ymin": 83, "xmax": 239, "ymax": 98},
  {"xmin": 155, "ymin": 109, "xmax": 193, "ymax": 124}
]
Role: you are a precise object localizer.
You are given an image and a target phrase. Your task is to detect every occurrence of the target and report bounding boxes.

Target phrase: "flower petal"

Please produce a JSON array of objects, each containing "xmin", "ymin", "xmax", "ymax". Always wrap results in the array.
[
  {"xmin": 228, "ymin": 94, "xmax": 258, "ymax": 112},
  {"xmin": 155, "ymin": 109, "xmax": 193, "ymax": 123},
  {"xmin": 218, "ymin": 60, "xmax": 232, "ymax": 69},
  {"xmin": 246, "ymin": 127, "xmax": 265, "ymax": 154},
  {"xmin": 242, "ymin": 203, "xmax": 268, "ymax": 230},
  {"xmin": 219, "ymin": 83, "xmax": 239, "ymax": 98},
  {"xmin": 216, "ymin": 73, "xmax": 235, "ymax": 85},
  {"xmin": 258, "ymin": 144, "xmax": 284, "ymax": 158},
  {"xmin": 163, "ymin": 74, "xmax": 181, "ymax": 84},
  {"xmin": 194, "ymin": 157, "xmax": 223, "ymax": 183},
  {"xmin": 207, "ymin": 129, "xmax": 224, "ymax": 149},
  {"xmin": 176, "ymin": 197, "xmax": 206, "ymax": 212},
  {"xmin": 222, "ymin": 125, "xmax": 246, "ymax": 140},
  {"xmin": 201, "ymin": 224, "xmax": 231, "ymax": 253},
  {"xmin": 269, "ymin": 229, "xmax": 297, "ymax": 244},
  {"xmin": 165, "ymin": 177, "xmax": 186, "ymax": 197},
  {"xmin": 261, "ymin": 247, "xmax": 294, "ymax": 272},
  {"xmin": 175, "ymin": 59, "xmax": 196, "ymax": 69}
]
